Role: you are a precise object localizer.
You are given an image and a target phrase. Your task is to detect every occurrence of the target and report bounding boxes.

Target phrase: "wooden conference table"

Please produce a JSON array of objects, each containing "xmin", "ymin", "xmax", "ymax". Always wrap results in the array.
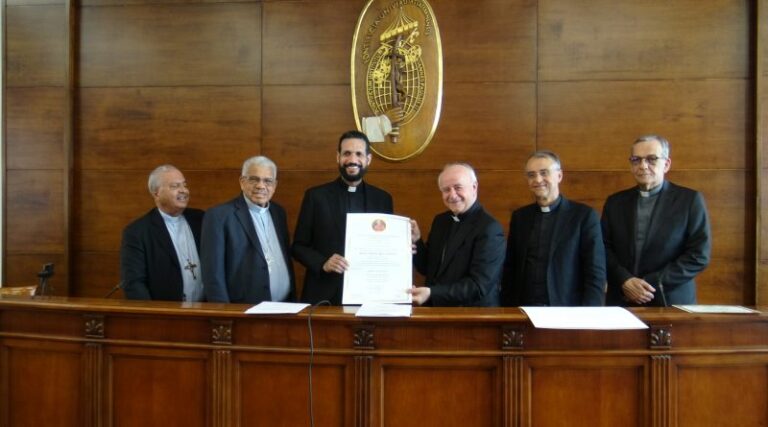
[{"xmin": 0, "ymin": 296, "xmax": 766, "ymax": 427}]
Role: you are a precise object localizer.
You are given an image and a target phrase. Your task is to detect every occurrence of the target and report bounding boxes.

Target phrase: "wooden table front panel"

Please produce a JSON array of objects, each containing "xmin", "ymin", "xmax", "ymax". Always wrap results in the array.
[{"xmin": 1, "ymin": 298, "xmax": 767, "ymax": 427}]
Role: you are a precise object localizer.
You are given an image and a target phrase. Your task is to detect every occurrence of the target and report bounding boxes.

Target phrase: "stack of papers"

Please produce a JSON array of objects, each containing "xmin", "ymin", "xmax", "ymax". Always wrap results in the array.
[
  {"xmin": 244, "ymin": 302, "xmax": 309, "ymax": 314},
  {"xmin": 355, "ymin": 303, "xmax": 412, "ymax": 317},
  {"xmin": 674, "ymin": 305, "xmax": 760, "ymax": 314},
  {"xmin": 521, "ymin": 306, "xmax": 648, "ymax": 330}
]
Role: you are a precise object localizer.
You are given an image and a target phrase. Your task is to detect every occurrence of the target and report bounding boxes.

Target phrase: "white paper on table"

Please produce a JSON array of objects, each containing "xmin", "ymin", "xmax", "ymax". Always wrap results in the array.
[
  {"xmin": 674, "ymin": 305, "xmax": 760, "ymax": 314},
  {"xmin": 244, "ymin": 301, "xmax": 310, "ymax": 314},
  {"xmin": 342, "ymin": 213, "xmax": 412, "ymax": 305},
  {"xmin": 355, "ymin": 302, "xmax": 412, "ymax": 317},
  {"xmin": 521, "ymin": 306, "xmax": 648, "ymax": 330}
]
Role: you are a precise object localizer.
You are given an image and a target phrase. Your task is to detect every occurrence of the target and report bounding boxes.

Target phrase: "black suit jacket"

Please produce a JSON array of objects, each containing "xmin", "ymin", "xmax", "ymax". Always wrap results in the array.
[
  {"xmin": 501, "ymin": 197, "xmax": 605, "ymax": 306},
  {"xmin": 292, "ymin": 179, "xmax": 393, "ymax": 305},
  {"xmin": 601, "ymin": 181, "xmax": 711, "ymax": 306},
  {"xmin": 413, "ymin": 203, "xmax": 505, "ymax": 307},
  {"xmin": 120, "ymin": 207, "xmax": 205, "ymax": 301},
  {"xmin": 201, "ymin": 196, "xmax": 295, "ymax": 304}
]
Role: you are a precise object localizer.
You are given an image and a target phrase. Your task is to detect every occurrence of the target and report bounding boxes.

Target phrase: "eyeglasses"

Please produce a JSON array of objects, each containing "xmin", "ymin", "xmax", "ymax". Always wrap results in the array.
[
  {"xmin": 525, "ymin": 168, "xmax": 560, "ymax": 179},
  {"xmin": 629, "ymin": 155, "xmax": 666, "ymax": 166},
  {"xmin": 243, "ymin": 176, "xmax": 276, "ymax": 186}
]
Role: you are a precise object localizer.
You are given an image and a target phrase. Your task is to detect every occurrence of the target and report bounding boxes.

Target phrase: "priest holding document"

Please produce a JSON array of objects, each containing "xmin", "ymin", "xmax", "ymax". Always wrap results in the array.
[
  {"xmin": 342, "ymin": 214, "xmax": 413, "ymax": 305},
  {"xmin": 410, "ymin": 163, "xmax": 506, "ymax": 306}
]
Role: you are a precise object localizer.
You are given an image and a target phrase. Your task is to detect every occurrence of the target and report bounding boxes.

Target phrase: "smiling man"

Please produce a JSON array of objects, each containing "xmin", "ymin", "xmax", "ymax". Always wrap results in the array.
[
  {"xmin": 201, "ymin": 156, "xmax": 295, "ymax": 304},
  {"xmin": 121, "ymin": 165, "xmax": 205, "ymax": 301},
  {"xmin": 410, "ymin": 163, "xmax": 506, "ymax": 306},
  {"xmin": 292, "ymin": 130, "xmax": 393, "ymax": 305},
  {"xmin": 500, "ymin": 151, "xmax": 605, "ymax": 306},
  {"xmin": 602, "ymin": 135, "xmax": 711, "ymax": 306}
]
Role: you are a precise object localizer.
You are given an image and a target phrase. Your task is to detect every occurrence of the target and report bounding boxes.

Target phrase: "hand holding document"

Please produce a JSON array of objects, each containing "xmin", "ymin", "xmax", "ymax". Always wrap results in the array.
[{"xmin": 342, "ymin": 213, "xmax": 413, "ymax": 305}]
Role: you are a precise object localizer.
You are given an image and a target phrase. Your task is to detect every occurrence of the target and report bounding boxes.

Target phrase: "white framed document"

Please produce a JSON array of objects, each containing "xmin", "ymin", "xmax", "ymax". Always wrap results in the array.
[{"xmin": 342, "ymin": 213, "xmax": 412, "ymax": 305}]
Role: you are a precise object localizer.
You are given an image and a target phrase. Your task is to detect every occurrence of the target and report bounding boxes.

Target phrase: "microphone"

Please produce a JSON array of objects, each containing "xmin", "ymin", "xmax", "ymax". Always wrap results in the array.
[
  {"xmin": 36, "ymin": 263, "xmax": 54, "ymax": 296},
  {"xmin": 657, "ymin": 270, "xmax": 668, "ymax": 308},
  {"xmin": 104, "ymin": 281, "xmax": 123, "ymax": 298}
]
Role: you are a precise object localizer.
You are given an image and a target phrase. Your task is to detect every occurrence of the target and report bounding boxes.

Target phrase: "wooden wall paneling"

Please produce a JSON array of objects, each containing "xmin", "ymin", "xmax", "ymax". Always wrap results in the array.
[
  {"xmin": 674, "ymin": 354, "xmax": 768, "ymax": 427},
  {"xmin": 5, "ymin": 88, "xmax": 65, "ymax": 170},
  {"xmin": 538, "ymin": 0, "xmax": 750, "ymax": 81},
  {"xmin": 262, "ymin": 85, "xmax": 357, "ymax": 170},
  {"xmin": 526, "ymin": 356, "xmax": 647, "ymax": 427},
  {"xmin": 758, "ymin": 0, "xmax": 768, "ymax": 306},
  {"xmin": 5, "ymin": 171, "xmax": 65, "ymax": 253},
  {"xmin": 4, "ymin": 254, "xmax": 67, "ymax": 289},
  {"xmin": 431, "ymin": 0, "xmax": 536, "ymax": 83},
  {"xmin": 262, "ymin": 0, "xmax": 363, "ymax": 85},
  {"xmin": 234, "ymin": 353, "xmax": 353, "ymax": 426},
  {"xmin": 81, "ymin": 0, "xmax": 259, "ymax": 6},
  {"xmin": 3, "ymin": 339, "xmax": 84, "ymax": 426},
  {"xmin": 5, "ymin": 5, "xmax": 66, "ymax": 86},
  {"xmin": 72, "ymin": 252, "xmax": 120, "ymax": 297},
  {"xmin": 392, "ymin": 82, "xmax": 536, "ymax": 170},
  {"xmin": 107, "ymin": 346, "xmax": 210, "ymax": 426},
  {"xmin": 76, "ymin": 87, "xmax": 262, "ymax": 171},
  {"xmin": 79, "ymin": 3, "xmax": 262, "ymax": 87},
  {"xmin": 538, "ymin": 80, "xmax": 751, "ymax": 171},
  {"xmin": 374, "ymin": 357, "xmax": 501, "ymax": 427}
]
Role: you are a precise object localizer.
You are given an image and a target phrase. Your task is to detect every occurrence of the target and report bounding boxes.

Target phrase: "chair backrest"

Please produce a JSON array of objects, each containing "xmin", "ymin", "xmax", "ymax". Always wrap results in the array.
[{"xmin": 0, "ymin": 285, "xmax": 38, "ymax": 297}]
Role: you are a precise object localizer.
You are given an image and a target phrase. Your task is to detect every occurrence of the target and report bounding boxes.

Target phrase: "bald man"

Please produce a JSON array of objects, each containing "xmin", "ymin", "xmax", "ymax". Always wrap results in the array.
[{"xmin": 410, "ymin": 163, "xmax": 505, "ymax": 307}]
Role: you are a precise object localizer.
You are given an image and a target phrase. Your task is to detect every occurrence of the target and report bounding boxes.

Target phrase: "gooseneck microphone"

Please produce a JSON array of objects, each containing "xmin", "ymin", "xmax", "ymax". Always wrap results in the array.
[
  {"xmin": 36, "ymin": 263, "xmax": 54, "ymax": 296},
  {"xmin": 657, "ymin": 270, "xmax": 669, "ymax": 308},
  {"xmin": 104, "ymin": 281, "xmax": 124, "ymax": 298}
]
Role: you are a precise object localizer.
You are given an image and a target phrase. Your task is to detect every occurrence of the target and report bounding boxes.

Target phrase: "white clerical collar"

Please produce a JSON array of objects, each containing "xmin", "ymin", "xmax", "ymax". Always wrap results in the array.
[
  {"xmin": 638, "ymin": 183, "xmax": 663, "ymax": 198},
  {"xmin": 159, "ymin": 209, "xmax": 183, "ymax": 223},
  {"xmin": 243, "ymin": 196, "xmax": 270, "ymax": 214},
  {"xmin": 347, "ymin": 185, "xmax": 358, "ymax": 192}
]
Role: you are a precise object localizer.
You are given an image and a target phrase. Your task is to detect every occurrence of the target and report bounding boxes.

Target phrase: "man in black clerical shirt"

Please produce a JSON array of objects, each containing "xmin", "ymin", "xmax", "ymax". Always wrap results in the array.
[
  {"xmin": 602, "ymin": 135, "xmax": 711, "ymax": 306},
  {"xmin": 292, "ymin": 130, "xmax": 393, "ymax": 305},
  {"xmin": 501, "ymin": 151, "xmax": 605, "ymax": 306},
  {"xmin": 410, "ymin": 163, "xmax": 505, "ymax": 306}
]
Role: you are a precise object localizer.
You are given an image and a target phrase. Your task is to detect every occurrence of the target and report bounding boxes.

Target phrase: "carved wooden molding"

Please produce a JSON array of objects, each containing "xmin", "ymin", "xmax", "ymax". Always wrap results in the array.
[
  {"xmin": 84, "ymin": 314, "xmax": 105, "ymax": 339},
  {"xmin": 353, "ymin": 325, "xmax": 375, "ymax": 349},
  {"xmin": 354, "ymin": 356, "xmax": 372, "ymax": 427},
  {"xmin": 502, "ymin": 325, "xmax": 525, "ymax": 350},
  {"xmin": 650, "ymin": 324, "xmax": 672, "ymax": 349},
  {"xmin": 651, "ymin": 355, "xmax": 672, "ymax": 427},
  {"xmin": 503, "ymin": 356, "xmax": 525, "ymax": 427},
  {"xmin": 212, "ymin": 350, "xmax": 233, "ymax": 427},
  {"xmin": 211, "ymin": 320, "xmax": 233, "ymax": 345},
  {"xmin": 82, "ymin": 343, "xmax": 103, "ymax": 427}
]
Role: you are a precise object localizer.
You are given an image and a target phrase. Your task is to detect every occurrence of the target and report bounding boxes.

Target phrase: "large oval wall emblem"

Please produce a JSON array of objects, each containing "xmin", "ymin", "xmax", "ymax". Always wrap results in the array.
[{"xmin": 351, "ymin": 0, "xmax": 443, "ymax": 162}]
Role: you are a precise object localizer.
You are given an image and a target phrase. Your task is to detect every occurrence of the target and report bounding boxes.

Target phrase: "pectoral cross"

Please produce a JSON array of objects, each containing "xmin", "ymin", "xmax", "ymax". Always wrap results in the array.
[{"xmin": 184, "ymin": 259, "xmax": 198, "ymax": 280}]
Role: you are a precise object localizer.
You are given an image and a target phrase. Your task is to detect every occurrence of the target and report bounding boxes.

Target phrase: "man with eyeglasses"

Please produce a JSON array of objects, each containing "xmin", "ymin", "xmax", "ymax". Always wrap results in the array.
[
  {"xmin": 602, "ymin": 135, "xmax": 710, "ymax": 306},
  {"xmin": 121, "ymin": 165, "xmax": 205, "ymax": 301},
  {"xmin": 500, "ymin": 151, "xmax": 605, "ymax": 306},
  {"xmin": 292, "ymin": 130, "xmax": 393, "ymax": 305},
  {"xmin": 201, "ymin": 156, "xmax": 295, "ymax": 303}
]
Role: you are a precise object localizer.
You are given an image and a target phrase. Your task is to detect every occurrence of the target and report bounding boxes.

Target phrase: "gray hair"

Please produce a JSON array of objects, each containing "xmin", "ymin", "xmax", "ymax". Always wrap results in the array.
[
  {"xmin": 438, "ymin": 162, "xmax": 478, "ymax": 186},
  {"xmin": 527, "ymin": 150, "xmax": 562, "ymax": 170},
  {"xmin": 633, "ymin": 134, "xmax": 671, "ymax": 158},
  {"xmin": 148, "ymin": 164, "xmax": 180, "ymax": 194},
  {"xmin": 241, "ymin": 156, "xmax": 277, "ymax": 179}
]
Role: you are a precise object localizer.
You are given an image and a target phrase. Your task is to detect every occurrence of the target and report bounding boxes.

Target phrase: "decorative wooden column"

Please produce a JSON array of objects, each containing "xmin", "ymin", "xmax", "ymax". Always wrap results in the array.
[
  {"xmin": 82, "ymin": 314, "xmax": 104, "ymax": 427},
  {"xmin": 211, "ymin": 320, "xmax": 232, "ymax": 427},
  {"xmin": 353, "ymin": 324, "xmax": 374, "ymax": 427}
]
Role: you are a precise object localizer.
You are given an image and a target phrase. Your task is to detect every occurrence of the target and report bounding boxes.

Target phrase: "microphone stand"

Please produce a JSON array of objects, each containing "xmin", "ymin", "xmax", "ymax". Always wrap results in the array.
[
  {"xmin": 36, "ymin": 263, "xmax": 54, "ymax": 297},
  {"xmin": 658, "ymin": 271, "xmax": 669, "ymax": 308},
  {"xmin": 104, "ymin": 282, "xmax": 123, "ymax": 298}
]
